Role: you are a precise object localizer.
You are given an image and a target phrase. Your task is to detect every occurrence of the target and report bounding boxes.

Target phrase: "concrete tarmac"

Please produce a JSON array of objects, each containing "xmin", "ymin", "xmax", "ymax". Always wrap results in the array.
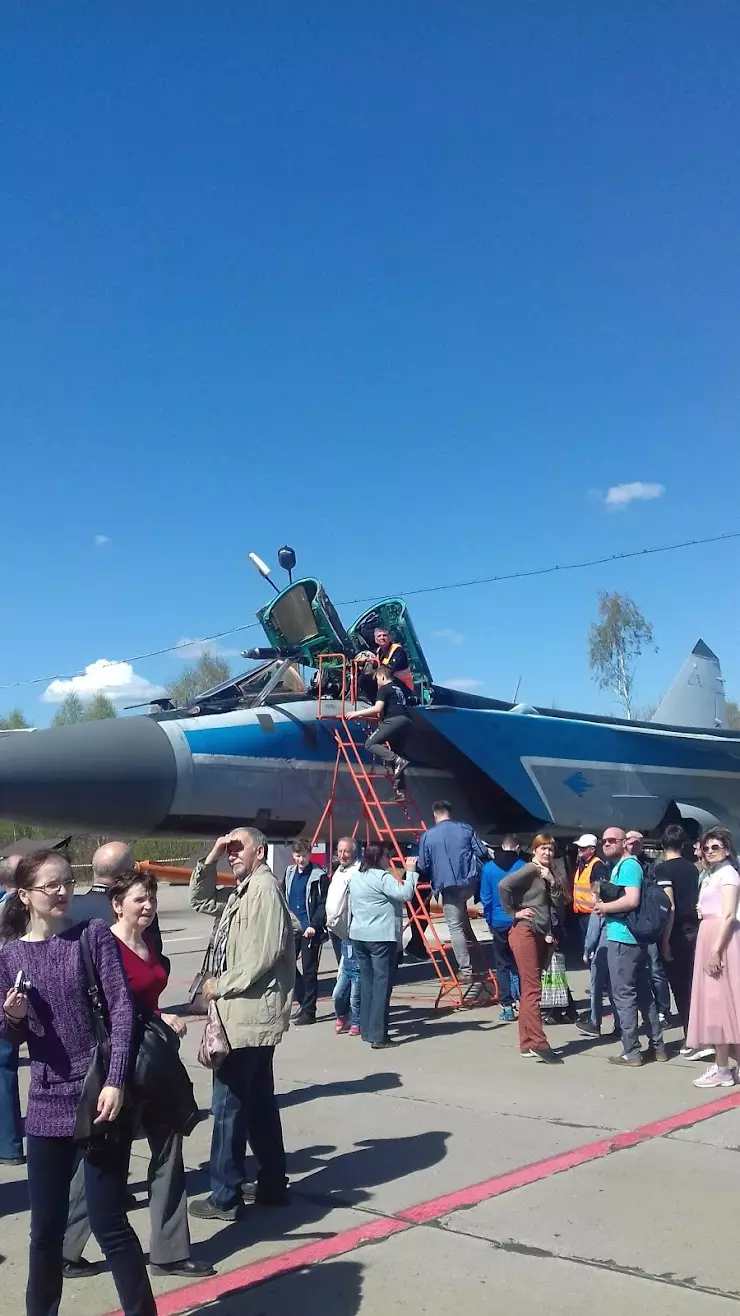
[{"xmin": 1, "ymin": 884, "xmax": 738, "ymax": 1315}]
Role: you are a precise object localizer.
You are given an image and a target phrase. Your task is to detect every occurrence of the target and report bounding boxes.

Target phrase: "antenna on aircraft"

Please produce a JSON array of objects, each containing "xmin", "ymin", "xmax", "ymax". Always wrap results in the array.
[{"xmin": 248, "ymin": 552, "xmax": 280, "ymax": 594}]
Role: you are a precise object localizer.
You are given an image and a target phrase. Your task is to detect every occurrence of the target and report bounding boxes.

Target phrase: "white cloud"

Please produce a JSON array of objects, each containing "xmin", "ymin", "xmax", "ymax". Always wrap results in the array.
[
  {"xmin": 604, "ymin": 482, "xmax": 665, "ymax": 511},
  {"xmin": 42, "ymin": 660, "xmax": 166, "ymax": 705},
  {"xmin": 434, "ymin": 628, "xmax": 465, "ymax": 645},
  {"xmin": 93, "ymin": 534, "xmax": 111, "ymax": 547},
  {"xmin": 443, "ymin": 677, "xmax": 485, "ymax": 692}
]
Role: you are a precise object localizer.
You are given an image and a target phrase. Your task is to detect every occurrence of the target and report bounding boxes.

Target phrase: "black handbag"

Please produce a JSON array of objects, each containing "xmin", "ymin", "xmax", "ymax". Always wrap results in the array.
[
  {"xmin": 131, "ymin": 1011, "xmax": 200, "ymax": 1137},
  {"xmin": 74, "ymin": 926, "xmax": 113, "ymax": 1144}
]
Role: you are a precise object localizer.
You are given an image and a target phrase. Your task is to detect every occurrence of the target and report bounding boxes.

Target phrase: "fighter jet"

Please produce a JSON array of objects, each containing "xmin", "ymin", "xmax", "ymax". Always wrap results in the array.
[{"xmin": 1, "ymin": 563, "xmax": 739, "ymax": 840}]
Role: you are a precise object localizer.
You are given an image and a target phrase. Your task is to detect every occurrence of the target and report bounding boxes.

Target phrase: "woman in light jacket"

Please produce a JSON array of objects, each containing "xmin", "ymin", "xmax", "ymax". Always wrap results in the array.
[{"xmin": 349, "ymin": 844, "xmax": 417, "ymax": 1050}]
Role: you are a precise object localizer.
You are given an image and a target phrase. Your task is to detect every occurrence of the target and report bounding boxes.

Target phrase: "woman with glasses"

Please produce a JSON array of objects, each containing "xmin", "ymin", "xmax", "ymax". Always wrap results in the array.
[
  {"xmin": 499, "ymin": 834, "xmax": 565, "ymax": 1064},
  {"xmin": 0, "ymin": 849, "xmax": 156, "ymax": 1316},
  {"xmin": 63, "ymin": 869, "xmax": 213, "ymax": 1282},
  {"xmin": 686, "ymin": 827, "xmax": 740, "ymax": 1089}
]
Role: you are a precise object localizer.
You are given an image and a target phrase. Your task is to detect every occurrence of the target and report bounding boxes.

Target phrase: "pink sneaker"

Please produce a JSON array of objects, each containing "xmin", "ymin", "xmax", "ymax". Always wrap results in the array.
[
  {"xmin": 335, "ymin": 1018, "xmax": 349, "ymax": 1034},
  {"xmin": 349, "ymin": 1025, "xmax": 361, "ymax": 1037},
  {"xmin": 693, "ymin": 1064, "xmax": 736, "ymax": 1089}
]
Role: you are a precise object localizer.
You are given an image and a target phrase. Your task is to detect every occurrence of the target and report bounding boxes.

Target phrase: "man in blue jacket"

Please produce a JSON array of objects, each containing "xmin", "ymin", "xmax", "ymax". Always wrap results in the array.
[
  {"xmin": 416, "ymin": 801, "xmax": 488, "ymax": 981},
  {"xmin": 479, "ymin": 836, "xmax": 523, "ymax": 1022},
  {"xmin": 285, "ymin": 840, "xmax": 329, "ymax": 1026}
]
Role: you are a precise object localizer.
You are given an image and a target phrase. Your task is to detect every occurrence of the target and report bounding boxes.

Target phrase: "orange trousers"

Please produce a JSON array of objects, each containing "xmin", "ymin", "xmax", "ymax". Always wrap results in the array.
[{"xmin": 509, "ymin": 922, "xmax": 549, "ymax": 1052}]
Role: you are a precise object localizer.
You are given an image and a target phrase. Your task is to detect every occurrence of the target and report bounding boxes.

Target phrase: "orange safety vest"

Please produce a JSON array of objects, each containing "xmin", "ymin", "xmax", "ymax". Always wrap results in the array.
[
  {"xmin": 573, "ymin": 855, "xmax": 601, "ymax": 914},
  {"xmin": 378, "ymin": 642, "xmax": 415, "ymax": 694}
]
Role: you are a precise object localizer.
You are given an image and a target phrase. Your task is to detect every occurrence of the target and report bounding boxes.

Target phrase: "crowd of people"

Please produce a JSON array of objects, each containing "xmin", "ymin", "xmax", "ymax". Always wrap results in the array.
[
  {"xmin": 1, "ymin": 808, "xmax": 739, "ymax": 1314},
  {"xmin": 478, "ymin": 821, "xmax": 740, "ymax": 1081}
]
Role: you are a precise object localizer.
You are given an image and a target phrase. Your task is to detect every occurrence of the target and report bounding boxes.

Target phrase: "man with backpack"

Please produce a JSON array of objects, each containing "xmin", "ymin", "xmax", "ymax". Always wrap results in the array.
[{"xmin": 593, "ymin": 828, "xmax": 668, "ymax": 1067}]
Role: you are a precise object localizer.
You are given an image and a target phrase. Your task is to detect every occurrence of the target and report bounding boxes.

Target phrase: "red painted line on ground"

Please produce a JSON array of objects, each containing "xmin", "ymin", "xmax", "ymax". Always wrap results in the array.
[
  {"xmin": 105, "ymin": 1218, "xmax": 408, "ymax": 1316},
  {"xmin": 105, "ymin": 1089, "xmax": 740, "ymax": 1315},
  {"xmin": 398, "ymin": 1089, "xmax": 740, "ymax": 1224}
]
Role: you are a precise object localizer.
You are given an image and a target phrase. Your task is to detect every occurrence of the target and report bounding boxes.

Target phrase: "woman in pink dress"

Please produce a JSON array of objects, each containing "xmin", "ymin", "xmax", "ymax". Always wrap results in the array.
[{"xmin": 687, "ymin": 827, "xmax": 740, "ymax": 1088}]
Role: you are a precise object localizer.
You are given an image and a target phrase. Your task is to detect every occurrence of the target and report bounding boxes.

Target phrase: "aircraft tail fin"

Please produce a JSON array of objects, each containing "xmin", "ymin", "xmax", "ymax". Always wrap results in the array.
[{"xmin": 651, "ymin": 640, "xmax": 727, "ymax": 729}]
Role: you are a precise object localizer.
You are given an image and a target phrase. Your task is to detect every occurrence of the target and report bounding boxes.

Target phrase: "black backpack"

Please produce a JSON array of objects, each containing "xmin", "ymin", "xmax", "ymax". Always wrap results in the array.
[{"xmin": 624, "ymin": 876, "xmax": 671, "ymax": 945}]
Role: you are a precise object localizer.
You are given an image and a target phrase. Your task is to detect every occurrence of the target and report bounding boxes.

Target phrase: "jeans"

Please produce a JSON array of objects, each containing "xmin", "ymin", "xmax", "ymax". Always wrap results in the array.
[
  {"xmin": 365, "ymin": 716, "xmax": 411, "ymax": 766},
  {"xmin": 210, "ymin": 1047, "xmax": 287, "ymax": 1210},
  {"xmin": 662, "ymin": 922, "xmax": 698, "ymax": 1036},
  {"xmin": 0, "ymin": 1035, "xmax": 23, "ymax": 1159},
  {"xmin": 333, "ymin": 941, "xmax": 361, "ymax": 1028},
  {"xmin": 26, "ymin": 1133, "xmax": 156, "ymax": 1316},
  {"xmin": 294, "ymin": 931, "xmax": 322, "ymax": 1020},
  {"xmin": 489, "ymin": 926, "xmax": 518, "ymax": 1006},
  {"xmin": 64, "ymin": 1115, "xmax": 190, "ymax": 1267},
  {"xmin": 508, "ymin": 923, "xmax": 549, "ymax": 1052},
  {"xmin": 442, "ymin": 885, "xmax": 477, "ymax": 974},
  {"xmin": 352, "ymin": 940, "xmax": 395, "ymax": 1044},
  {"xmin": 405, "ymin": 881, "xmax": 432, "ymax": 959},
  {"xmin": 608, "ymin": 941, "xmax": 664, "ymax": 1059},
  {"xmin": 589, "ymin": 945, "xmax": 617, "ymax": 1030},
  {"xmin": 647, "ymin": 941, "xmax": 672, "ymax": 1017}
]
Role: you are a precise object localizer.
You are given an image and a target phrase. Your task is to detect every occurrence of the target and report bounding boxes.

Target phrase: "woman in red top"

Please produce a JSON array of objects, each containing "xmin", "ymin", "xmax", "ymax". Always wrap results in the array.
[{"xmin": 63, "ymin": 871, "xmax": 214, "ymax": 1281}]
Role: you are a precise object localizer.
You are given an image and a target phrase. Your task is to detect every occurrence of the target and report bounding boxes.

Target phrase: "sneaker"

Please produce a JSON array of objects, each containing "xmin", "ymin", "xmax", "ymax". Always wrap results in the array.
[
  {"xmin": 499, "ymin": 1006, "xmax": 516, "ymax": 1023},
  {"xmin": 530, "ymin": 1047, "xmax": 564, "ymax": 1064},
  {"xmin": 188, "ymin": 1196, "xmax": 243, "ymax": 1222},
  {"xmin": 292, "ymin": 1013, "xmax": 315, "ymax": 1027},
  {"xmin": 349, "ymin": 1025, "xmax": 361, "ymax": 1036},
  {"xmin": 608, "ymin": 1053, "xmax": 643, "ymax": 1068},
  {"xmin": 575, "ymin": 1019, "xmax": 600, "ymax": 1038},
  {"xmin": 520, "ymin": 1049, "xmax": 537, "ymax": 1057},
  {"xmin": 686, "ymin": 1046, "xmax": 715, "ymax": 1062},
  {"xmin": 392, "ymin": 756, "xmax": 410, "ymax": 783},
  {"xmin": 335, "ymin": 1017, "xmax": 349, "ymax": 1034},
  {"xmin": 693, "ymin": 1064, "xmax": 736, "ymax": 1089}
]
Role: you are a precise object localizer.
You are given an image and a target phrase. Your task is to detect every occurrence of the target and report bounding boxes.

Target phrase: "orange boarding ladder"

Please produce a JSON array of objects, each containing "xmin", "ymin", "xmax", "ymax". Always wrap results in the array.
[{"xmin": 312, "ymin": 654, "xmax": 497, "ymax": 1010}]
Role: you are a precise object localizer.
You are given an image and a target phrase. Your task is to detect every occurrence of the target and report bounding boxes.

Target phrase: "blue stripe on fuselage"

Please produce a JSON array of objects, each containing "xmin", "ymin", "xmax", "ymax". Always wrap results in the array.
[{"xmin": 183, "ymin": 718, "xmax": 350, "ymax": 763}]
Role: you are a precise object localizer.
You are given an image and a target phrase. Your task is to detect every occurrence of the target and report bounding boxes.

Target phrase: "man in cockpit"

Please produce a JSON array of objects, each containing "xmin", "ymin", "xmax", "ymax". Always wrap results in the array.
[{"xmin": 357, "ymin": 626, "xmax": 415, "ymax": 703}]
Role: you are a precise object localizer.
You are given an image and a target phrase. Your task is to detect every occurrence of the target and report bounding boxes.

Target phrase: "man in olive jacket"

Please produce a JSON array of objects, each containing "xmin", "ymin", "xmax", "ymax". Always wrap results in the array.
[{"xmin": 188, "ymin": 826, "xmax": 295, "ymax": 1220}]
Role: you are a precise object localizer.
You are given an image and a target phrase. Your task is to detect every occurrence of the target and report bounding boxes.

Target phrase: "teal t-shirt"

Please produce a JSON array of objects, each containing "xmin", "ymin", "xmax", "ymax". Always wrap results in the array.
[{"xmin": 605, "ymin": 855, "xmax": 643, "ymax": 945}]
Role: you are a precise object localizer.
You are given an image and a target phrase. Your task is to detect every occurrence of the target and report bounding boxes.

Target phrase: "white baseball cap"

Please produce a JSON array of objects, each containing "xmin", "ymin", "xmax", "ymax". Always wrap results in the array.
[{"xmin": 575, "ymin": 834, "xmax": 598, "ymax": 848}]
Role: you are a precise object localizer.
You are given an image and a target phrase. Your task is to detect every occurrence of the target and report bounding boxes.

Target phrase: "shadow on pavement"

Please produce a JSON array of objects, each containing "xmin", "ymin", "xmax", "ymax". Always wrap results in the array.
[
  {"xmin": 185, "ymin": 1129, "xmax": 449, "ymax": 1269},
  {"xmin": 190, "ymin": 1258, "xmax": 363, "ymax": 1315},
  {"xmin": 281, "ymin": 1071, "xmax": 403, "ymax": 1107},
  {"xmin": 0, "ymin": 1176, "xmax": 29, "ymax": 1218}
]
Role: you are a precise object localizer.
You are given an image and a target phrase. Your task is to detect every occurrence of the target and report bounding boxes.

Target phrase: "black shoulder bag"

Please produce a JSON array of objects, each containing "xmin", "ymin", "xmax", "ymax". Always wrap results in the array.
[{"xmin": 74, "ymin": 926, "xmax": 112, "ymax": 1144}]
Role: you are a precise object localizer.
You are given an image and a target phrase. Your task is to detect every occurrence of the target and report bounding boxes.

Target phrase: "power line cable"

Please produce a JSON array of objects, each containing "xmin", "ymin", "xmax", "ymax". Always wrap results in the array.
[{"xmin": 2, "ymin": 527, "xmax": 738, "ymax": 692}]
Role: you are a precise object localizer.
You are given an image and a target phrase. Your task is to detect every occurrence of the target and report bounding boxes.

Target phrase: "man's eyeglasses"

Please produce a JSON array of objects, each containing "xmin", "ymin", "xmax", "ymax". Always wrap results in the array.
[
  {"xmin": 602, "ymin": 837, "xmax": 621, "ymax": 845},
  {"xmin": 29, "ymin": 878, "xmax": 76, "ymax": 896}
]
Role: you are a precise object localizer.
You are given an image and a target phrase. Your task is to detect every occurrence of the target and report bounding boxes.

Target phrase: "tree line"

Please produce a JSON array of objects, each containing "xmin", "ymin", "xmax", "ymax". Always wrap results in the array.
[{"xmin": 0, "ymin": 652, "xmax": 231, "ymax": 731}]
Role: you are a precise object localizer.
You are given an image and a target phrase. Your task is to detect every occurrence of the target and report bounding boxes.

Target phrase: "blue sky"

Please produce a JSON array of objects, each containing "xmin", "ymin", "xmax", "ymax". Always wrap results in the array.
[{"xmin": 2, "ymin": 3, "xmax": 740, "ymax": 725}]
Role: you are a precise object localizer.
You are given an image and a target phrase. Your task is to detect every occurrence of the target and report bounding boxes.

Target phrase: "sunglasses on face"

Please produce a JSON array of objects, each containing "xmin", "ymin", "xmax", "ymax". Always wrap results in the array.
[{"xmin": 702, "ymin": 842, "xmax": 726, "ymax": 855}]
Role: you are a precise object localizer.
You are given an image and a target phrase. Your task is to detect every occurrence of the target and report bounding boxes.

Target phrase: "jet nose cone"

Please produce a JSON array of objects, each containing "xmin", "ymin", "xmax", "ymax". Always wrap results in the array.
[{"xmin": 0, "ymin": 716, "xmax": 178, "ymax": 833}]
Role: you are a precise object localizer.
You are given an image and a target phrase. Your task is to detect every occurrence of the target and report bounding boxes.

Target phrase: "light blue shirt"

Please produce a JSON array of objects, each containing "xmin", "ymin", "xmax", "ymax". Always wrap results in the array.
[
  {"xmin": 349, "ymin": 867, "xmax": 417, "ymax": 944},
  {"xmin": 605, "ymin": 855, "xmax": 643, "ymax": 945}
]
